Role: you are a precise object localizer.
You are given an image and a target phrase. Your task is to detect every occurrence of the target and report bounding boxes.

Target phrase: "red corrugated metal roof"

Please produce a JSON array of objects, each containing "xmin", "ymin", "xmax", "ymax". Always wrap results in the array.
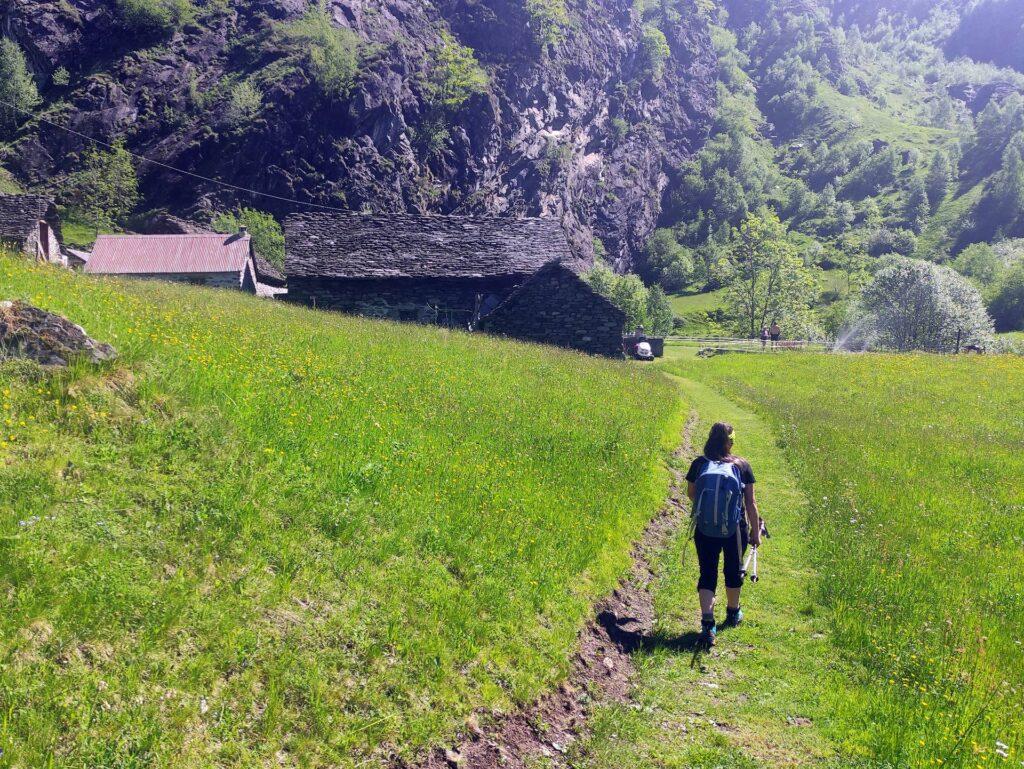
[{"xmin": 84, "ymin": 233, "xmax": 251, "ymax": 275}]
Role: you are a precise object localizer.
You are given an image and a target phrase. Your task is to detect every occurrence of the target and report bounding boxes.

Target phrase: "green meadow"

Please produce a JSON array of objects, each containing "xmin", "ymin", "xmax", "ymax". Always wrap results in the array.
[
  {"xmin": 0, "ymin": 256, "xmax": 684, "ymax": 767},
  {"xmin": 624, "ymin": 352, "xmax": 1024, "ymax": 767},
  {"xmin": 3, "ymin": 255, "xmax": 1024, "ymax": 769}
]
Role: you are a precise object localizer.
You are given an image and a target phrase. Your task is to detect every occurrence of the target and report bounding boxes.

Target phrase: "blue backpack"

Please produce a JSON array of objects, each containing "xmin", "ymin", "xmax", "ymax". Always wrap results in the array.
[{"xmin": 693, "ymin": 459, "xmax": 745, "ymax": 537}]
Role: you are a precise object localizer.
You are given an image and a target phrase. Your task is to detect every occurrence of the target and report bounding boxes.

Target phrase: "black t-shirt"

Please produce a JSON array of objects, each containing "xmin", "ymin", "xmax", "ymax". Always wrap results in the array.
[{"xmin": 686, "ymin": 456, "xmax": 756, "ymax": 486}]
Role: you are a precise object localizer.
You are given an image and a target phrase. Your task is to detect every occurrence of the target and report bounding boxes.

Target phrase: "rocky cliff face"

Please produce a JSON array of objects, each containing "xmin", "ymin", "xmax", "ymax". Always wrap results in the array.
[
  {"xmin": 0, "ymin": 0, "xmax": 717, "ymax": 270},
  {"xmin": 945, "ymin": 0, "xmax": 1024, "ymax": 74}
]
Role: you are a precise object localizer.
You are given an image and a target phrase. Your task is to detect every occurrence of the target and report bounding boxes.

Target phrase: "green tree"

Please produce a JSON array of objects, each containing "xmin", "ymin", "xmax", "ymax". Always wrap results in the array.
[
  {"xmin": 835, "ymin": 245, "xmax": 871, "ymax": 293},
  {"xmin": 857, "ymin": 256, "xmax": 994, "ymax": 351},
  {"xmin": 277, "ymin": 4, "xmax": 361, "ymax": 99},
  {"xmin": 643, "ymin": 229, "xmax": 694, "ymax": 292},
  {"xmin": 526, "ymin": 0, "xmax": 569, "ymax": 47},
  {"xmin": 585, "ymin": 266, "xmax": 658, "ymax": 333},
  {"xmin": 952, "ymin": 243, "xmax": 1003, "ymax": 287},
  {"xmin": 725, "ymin": 209, "xmax": 818, "ymax": 338},
  {"xmin": 988, "ymin": 262, "xmax": 1024, "ymax": 332},
  {"xmin": 645, "ymin": 285, "xmax": 674, "ymax": 336},
  {"xmin": 211, "ymin": 208, "xmax": 285, "ymax": 269},
  {"xmin": 225, "ymin": 81, "xmax": 262, "ymax": 126},
  {"xmin": 990, "ymin": 136, "xmax": 1024, "ymax": 225},
  {"xmin": 611, "ymin": 274, "xmax": 650, "ymax": 332},
  {"xmin": 926, "ymin": 151, "xmax": 953, "ymax": 210},
  {"xmin": 585, "ymin": 264, "xmax": 616, "ymax": 297},
  {"xmin": 904, "ymin": 176, "xmax": 930, "ymax": 234},
  {"xmin": 422, "ymin": 30, "xmax": 488, "ymax": 111},
  {"xmin": 0, "ymin": 38, "xmax": 39, "ymax": 137},
  {"xmin": 63, "ymin": 140, "xmax": 139, "ymax": 230}
]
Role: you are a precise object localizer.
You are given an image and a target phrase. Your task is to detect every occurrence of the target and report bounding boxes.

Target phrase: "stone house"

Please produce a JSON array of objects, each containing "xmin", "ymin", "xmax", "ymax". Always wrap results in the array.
[
  {"xmin": 480, "ymin": 261, "xmax": 626, "ymax": 357},
  {"xmin": 284, "ymin": 212, "xmax": 576, "ymax": 326},
  {"xmin": 0, "ymin": 195, "xmax": 64, "ymax": 265},
  {"xmin": 84, "ymin": 231, "xmax": 264, "ymax": 292}
]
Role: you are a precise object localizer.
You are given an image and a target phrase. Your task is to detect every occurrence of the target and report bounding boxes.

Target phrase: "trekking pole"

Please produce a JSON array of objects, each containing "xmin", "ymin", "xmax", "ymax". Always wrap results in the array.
[
  {"xmin": 742, "ymin": 546, "xmax": 759, "ymax": 582},
  {"xmin": 741, "ymin": 521, "xmax": 769, "ymax": 583}
]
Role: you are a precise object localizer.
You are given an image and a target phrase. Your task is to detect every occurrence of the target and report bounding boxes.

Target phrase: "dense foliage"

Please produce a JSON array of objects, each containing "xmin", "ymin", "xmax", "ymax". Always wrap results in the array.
[
  {"xmin": 60, "ymin": 140, "xmax": 140, "ymax": 231},
  {"xmin": 629, "ymin": 1, "xmax": 1024, "ymax": 339},
  {"xmin": 274, "ymin": 5, "xmax": 362, "ymax": 99},
  {"xmin": 115, "ymin": 0, "xmax": 194, "ymax": 40},
  {"xmin": 211, "ymin": 208, "xmax": 286, "ymax": 269},
  {"xmin": 586, "ymin": 265, "xmax": 674, "ymax": 336}
]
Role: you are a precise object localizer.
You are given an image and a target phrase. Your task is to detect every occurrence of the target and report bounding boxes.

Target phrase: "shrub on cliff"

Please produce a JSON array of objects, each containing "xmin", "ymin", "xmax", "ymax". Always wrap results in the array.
[
  {"xmin": 115, "ymin": 0, "xmax": 194, "ymax": 40},
  {"xmin": 275, "ymin": 5, "xmax": 361, "ymax": 100},
  {"xmin": 0, "ymin": 38, "xmax": 39, "ymax": 137},
  {"xmin": 526, "ymin": 0, "xmax": 570, "ymax": 46},
  {"xmin": 422, "ymin": 30, "xmax": 489, "ymax": 112}
]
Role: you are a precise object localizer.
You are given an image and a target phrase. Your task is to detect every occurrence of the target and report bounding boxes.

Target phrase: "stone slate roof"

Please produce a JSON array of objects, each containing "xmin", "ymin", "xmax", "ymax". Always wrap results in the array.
[
  {"xmin": 0, "ymin": 195, "xmax": 59, "ymax": 242},
  {"xmin": 284, "ymin": 212, "xmax": 575, "ymax": 280},
  {"xmin": 486, "ymin": 260, "xmax": 625, "ymax": 322},
  {"xmin": 253, "ymin": 254, "xmax": 286, "ymax": 286}
]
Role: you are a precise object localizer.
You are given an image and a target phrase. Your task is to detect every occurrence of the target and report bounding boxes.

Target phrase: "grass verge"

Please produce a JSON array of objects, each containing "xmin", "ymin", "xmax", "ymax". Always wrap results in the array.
[
  {"xmin": 0, "ymin": 256, "xmax": 685, "ymax": 768},
  {"xmin": 667, "ymin": 353, "xmax": 1024, "ymax": 767}
]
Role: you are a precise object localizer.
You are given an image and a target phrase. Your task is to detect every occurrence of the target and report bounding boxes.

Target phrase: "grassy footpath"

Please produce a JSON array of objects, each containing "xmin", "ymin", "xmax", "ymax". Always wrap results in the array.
[
  {"xmin": 576, "ymin": 377, "xmax": 852, "ymax": 768},
  {"xmin": 665, "ymin": 353, "xmax": 1024, "ymax": 768},
  {"xmin": 0, "ymin": 257, "xmax": 685, "ymax": 768}
]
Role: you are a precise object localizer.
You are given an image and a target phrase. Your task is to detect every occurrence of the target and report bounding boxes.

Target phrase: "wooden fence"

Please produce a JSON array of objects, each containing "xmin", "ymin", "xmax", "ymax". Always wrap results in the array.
[{"xmin": 665, "ymin": 336, "xmax": 831, "ymax": 355}]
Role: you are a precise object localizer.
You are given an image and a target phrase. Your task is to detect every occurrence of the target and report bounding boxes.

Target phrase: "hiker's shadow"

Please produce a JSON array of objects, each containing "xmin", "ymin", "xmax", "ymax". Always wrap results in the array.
[
  {"xmin": 639, "ymin": 629, "xmax": 705, "ymax": 654},
  {"xmin": 638, "ymin": 626, "xmax": 741, "ymax": 667},
  {"xmin": 597, "ymin": 611, "xmax": 736, "ymax": 666}
]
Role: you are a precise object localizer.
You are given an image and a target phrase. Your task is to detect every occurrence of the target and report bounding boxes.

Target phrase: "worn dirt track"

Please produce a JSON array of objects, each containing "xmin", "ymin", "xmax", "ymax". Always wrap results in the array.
[{"xmin": 401, "ymin": 410, "xmax": 697, "ymax": 769}]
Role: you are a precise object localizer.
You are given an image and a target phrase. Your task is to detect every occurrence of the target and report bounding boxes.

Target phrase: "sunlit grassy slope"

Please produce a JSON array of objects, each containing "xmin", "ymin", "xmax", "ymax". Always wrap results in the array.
[
  {"xmin": 0, "ymin": 256, "xmax": 684, "ymax": 768},
  {"xmin": 667, "ymin": 353, "xmax": 1024, "ymax": 766}
]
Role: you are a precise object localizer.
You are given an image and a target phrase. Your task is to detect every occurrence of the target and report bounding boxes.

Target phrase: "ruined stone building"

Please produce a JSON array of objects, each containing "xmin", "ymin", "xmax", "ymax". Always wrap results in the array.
[
  {"xmin": 0, "ymin": 195, "xmax": 65, "ymax": 266},
  {"xmin": 285, "ymin": 212, "xmax": 626, "ymax": 357}
]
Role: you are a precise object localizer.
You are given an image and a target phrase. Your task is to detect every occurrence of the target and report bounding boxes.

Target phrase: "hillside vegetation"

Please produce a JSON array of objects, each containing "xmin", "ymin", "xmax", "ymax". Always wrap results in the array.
[
  {"xmin": 0, "ymin": 255, "xmax": 684, "ymax": 767},
  {"xmin": 639, "ymin": 1, "xmax": 1024, "ymax": 339},
  {"xmin": 665, "ymin": 352, "xmax": 1024, "ymax": 765}
]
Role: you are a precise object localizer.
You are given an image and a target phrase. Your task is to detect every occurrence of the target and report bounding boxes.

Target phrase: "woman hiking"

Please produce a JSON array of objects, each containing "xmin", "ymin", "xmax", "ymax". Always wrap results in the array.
[{"xmin": 686, "ymin": 422, "xmax": 762, "ymax": 647}]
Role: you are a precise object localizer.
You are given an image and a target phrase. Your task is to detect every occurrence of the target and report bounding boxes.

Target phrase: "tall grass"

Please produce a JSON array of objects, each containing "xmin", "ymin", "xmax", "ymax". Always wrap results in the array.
[
  {"xmin": 671, "ymin": 353, "xmax": 1024, "ymax": 767},
  {"xmin": 0, "ymin": 256, "xmax": 684, "ymax": 767}
]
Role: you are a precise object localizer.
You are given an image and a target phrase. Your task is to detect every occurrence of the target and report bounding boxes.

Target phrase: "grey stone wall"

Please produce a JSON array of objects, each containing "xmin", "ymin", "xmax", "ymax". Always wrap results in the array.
[
  {"xmin": 108, "ymin": 272, "xmax": 245, "ymax": 289},
  {"xmin": 481, "ymin": 265, "xmax": 626, "ymax": 357},
  {"xmin": 287, "ymin": 276, "xmax": 524, "ymax": 325}
]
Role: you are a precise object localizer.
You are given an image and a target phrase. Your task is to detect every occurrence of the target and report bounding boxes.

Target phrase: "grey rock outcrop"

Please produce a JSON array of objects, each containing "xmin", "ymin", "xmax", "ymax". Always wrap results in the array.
[
  {"xmin": 0, "ymin": 0, "xmax": 717, "ymax": 271},
  {"xmin": 0, "ymin": 300, "xmax": 117, "ymax": 366}
]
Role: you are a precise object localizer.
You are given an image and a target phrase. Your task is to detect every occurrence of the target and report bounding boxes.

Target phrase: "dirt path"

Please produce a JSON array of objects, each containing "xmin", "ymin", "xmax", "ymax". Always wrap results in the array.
[
  {"xmin": 573, "ymin": 376, "xmax": 844, "ymax": 768},
  {"xmin": 404, "ymin": 409, "xmax": 699, "ymax": 769}
]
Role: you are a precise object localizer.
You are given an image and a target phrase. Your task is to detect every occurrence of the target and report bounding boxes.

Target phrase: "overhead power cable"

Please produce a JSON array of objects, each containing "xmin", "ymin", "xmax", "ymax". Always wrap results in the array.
[{"xmin": 0, "ymin": 96, "xmax": 351, "ymax": 213}]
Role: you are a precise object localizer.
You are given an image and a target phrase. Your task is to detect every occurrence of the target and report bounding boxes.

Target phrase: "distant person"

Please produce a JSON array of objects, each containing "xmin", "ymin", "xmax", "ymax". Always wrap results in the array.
[
  {"xmin": 760, "ymin": 326, "xmax": 769, "ymax": 350},
  {"xmin": 686, "ymin": 422, "xmax": 762, "ymax": 647},
  {"xmin": 769, "ymin": 320, "xmax": 781, "ymax": 350}
]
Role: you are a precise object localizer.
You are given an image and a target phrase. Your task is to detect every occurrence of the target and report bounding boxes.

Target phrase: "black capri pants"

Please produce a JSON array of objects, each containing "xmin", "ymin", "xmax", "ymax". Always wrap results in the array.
[{"xmin": 695, "ymin": 522, "xmax": 749, "ymax": 592}]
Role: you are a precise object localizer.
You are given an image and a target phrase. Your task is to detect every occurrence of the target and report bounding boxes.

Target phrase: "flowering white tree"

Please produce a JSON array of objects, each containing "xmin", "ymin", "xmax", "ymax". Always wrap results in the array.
[{"xmin": 855, "ymin": 256, "xmax": 994, "ymax": 352}]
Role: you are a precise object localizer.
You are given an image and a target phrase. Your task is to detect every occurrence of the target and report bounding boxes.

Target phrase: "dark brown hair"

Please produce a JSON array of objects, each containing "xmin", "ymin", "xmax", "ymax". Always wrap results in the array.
[{"xmin": 703, "ymin": 422, "xmax": 734, "ymax": 461}]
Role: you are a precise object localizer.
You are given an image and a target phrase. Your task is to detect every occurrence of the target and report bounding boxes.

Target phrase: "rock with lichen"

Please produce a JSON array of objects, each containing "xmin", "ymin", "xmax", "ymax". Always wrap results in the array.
[{"xmin": 0, "ymin": 300, "xmax": 117, "ymax": 367}]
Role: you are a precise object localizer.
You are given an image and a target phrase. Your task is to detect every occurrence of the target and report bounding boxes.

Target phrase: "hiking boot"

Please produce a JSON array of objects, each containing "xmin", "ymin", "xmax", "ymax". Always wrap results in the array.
[
  {"xmin": 698, "ymin": 618, "xmax": 717, "ymax": 648},
  {"xmin": 723, "ymin": 607, "xmax": 744, "ymax": 628}
]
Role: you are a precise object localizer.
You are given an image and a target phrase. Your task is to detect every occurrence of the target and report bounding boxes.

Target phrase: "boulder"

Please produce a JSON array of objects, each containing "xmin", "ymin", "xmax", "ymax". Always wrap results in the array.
[{"xmin": 0, "ymin": 301, "xmax": 117, "ymax": 367}]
